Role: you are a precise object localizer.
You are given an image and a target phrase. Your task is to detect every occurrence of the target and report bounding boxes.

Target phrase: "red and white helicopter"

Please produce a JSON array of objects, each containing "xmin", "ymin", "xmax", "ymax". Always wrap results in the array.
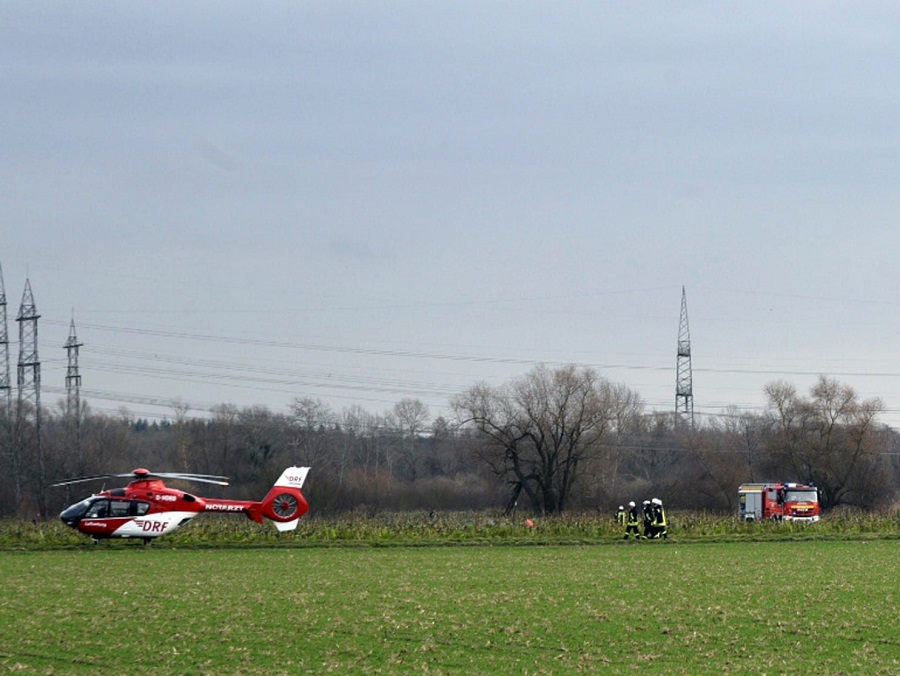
[{"xmin": 53, "ymin": 466, "xmax": 310, "ymax": 543}]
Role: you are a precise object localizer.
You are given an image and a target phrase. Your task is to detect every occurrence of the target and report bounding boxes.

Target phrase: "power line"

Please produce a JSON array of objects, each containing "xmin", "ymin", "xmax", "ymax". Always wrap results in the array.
[
  {"xmin": 32, "ymin": 318, "xmax": 900, "ymax": 429},
  {"xmin": 45, "ymin": 318, "xmax": 900, "ymax": 379}
]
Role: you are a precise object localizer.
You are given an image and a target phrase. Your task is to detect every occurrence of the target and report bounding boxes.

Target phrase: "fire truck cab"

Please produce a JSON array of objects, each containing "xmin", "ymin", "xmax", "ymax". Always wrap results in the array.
[{"xmin": 738, "ymin": 482, "xmax": 820, "ymax": 522}]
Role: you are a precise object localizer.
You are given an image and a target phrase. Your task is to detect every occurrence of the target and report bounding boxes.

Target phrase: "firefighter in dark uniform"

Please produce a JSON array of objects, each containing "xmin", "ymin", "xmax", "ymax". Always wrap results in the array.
[
  {"xmin": 642, "ymin": 500, "xmax": 654, "ymax": 539},
  {"xmin": 616, "ymin": 505, "xmax": 627, "ymax": 527},
  {"xmin": 624, "ymin": 501, "xmax": 640, "ymax": 539},
  {"xmin": 651, "ymin": 498, "xmax": 668, "ymax": 539}
]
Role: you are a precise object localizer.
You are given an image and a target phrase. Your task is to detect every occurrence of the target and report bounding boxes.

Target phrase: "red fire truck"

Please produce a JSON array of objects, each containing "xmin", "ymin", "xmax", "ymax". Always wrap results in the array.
[{"xmin": 738, "ymin": 482, "xmax": 820, "ymax": 522}]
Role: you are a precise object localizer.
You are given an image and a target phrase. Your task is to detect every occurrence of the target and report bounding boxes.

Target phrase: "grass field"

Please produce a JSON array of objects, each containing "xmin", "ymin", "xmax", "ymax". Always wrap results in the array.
[{"xmin": 1, "ymin": 540, "xmax": 898, "ymax": 674}]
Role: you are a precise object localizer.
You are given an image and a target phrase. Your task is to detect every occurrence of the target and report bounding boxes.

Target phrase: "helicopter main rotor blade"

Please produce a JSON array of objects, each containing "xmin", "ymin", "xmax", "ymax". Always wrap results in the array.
[
  {"xmin": 50, "ymin": 473, "xmax": 136, "ymax": 487},
  {"xmin": 51, "ymin": 471, "xmax": 230, "ymax": 487},
  {"xmin": 152, "ymin": 473, "xmax": 230, "ymax": 486}
]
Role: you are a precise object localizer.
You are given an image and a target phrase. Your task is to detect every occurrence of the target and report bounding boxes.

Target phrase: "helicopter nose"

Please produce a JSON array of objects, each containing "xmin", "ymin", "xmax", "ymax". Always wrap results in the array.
[{"xmin": 60, "ymin": 499, "xmax": 91, "ymax": 528}]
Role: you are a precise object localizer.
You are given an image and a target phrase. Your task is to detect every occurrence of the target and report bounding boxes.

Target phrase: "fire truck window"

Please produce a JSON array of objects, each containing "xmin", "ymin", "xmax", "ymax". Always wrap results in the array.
[
  {"xmin": 110, "ymin": 500, "xmax": 130, "ymax": 517},
  {"xmin": 85, "ymin": 500, "xmax": 109, "ymax": 518}
]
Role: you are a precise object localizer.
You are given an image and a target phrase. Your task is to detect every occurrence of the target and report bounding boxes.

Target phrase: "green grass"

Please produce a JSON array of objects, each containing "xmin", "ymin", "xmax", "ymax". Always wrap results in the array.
[
  {"xmin": 1, "ymin": 541, "xmax": 898, "ymax": 673},
  {"xmin": 2, "ymin": 508, "xmax": 899, "ymax": 549}
]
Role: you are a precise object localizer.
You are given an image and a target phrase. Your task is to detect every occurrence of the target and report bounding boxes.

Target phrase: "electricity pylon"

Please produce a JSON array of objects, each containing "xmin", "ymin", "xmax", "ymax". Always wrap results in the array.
[
  {"xmin": 16, "ymin": 279, "xmax": 44, "ymax": 515},
  {"xmin": 0, "ymin": 263, "xmax": 10, "ymax": 416},
  {"xmin": 0, "ymin": 264, "xmax": 12, "ymax": 509},
  {"xmin": 64, "ymin": 315, "xmax": 84, "ymax": 477},
  {"xmin": 675, "ymin": 286, "xmax": 694, "ymax": 428}
]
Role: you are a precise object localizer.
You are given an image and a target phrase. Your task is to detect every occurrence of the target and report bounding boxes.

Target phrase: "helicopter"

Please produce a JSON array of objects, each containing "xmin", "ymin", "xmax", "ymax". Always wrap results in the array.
[{"xmin": 53, "ymin": 466, "xmax": 310, "ymax": 543}]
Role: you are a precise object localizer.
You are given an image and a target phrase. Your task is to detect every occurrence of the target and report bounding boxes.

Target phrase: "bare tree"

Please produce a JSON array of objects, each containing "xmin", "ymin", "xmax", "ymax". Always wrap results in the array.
[
  {"xmin": 727, "ymin": 407, "xmax": 771, "ymax": 482},
  {"xmin": 618, "ymin": 411, "xmax": 682, "ymax": 505},
  {"xmin": 235, "ymin": 405, "xmax": 290, "ymax": 493},
  {"xmin": 289, "ymin": 396, "xmax": 335, "ymax": 467},
  {"xmin": 687, "ymin": 408, "xmax": 773, "ymax": 510},
  {"xmin": 208, "ymin": 403, "xmax": 240, "ymax": 477},
  {"xmin": 394, "ymin": 398, "xmax": 429, "ymax": 437},
  {"xmin": 290, "ymin": 397, "xmax": 334, "ymax": 431},
  {"xmin": 170, "ymin": 399, "xmax": 192, "ymax": 472},
  {"xmin": 765, "ymin": 376, "xmax": 887, "ymax": 508},
  {"xmin": 452, "ymin": 364, "xmax": 643, "ymax": 514},
  {"xmin": 393, "ymin": 398, "xmax": 429, "ymax": 480}
]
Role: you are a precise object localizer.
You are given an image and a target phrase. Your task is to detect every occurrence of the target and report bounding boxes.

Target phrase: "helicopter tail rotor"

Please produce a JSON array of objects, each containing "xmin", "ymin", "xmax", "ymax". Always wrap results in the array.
[{"xmin": 259, "ymin": 467, "xmax": 310, "ymax": 531}]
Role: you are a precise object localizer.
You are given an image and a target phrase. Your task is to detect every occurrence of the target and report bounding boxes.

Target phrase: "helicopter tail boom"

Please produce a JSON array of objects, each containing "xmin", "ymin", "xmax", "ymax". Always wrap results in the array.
[{"xmin": 203, "ymin": 466, "xmax": 310, "ymax": 530}]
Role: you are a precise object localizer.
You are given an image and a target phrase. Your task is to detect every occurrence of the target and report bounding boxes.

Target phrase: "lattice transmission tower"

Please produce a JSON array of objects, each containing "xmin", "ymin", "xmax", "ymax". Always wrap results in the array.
[
  {"xmin": 64, "ymin": 315, "xmax": 84, "ymax": 474},
  {"xmin": 0, "ymin": 265, "xmax": 12, "ymax": 502},
  {"xmin": 675, "ymin": 286, "xmax": 694, "ymax": 428},
  {"xmin": 0, "ymin": 265, "xmax": 10, "ymax": 415},
  {"xmin": 16, "ymin": 279, "xmax": 44, "ymax": 514}
]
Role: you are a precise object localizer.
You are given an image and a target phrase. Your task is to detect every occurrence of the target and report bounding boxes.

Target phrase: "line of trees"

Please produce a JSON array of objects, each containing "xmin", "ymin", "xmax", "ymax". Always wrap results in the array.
[{"xmin": 1, "ymin": 367, "xmax": 898, "ymax": 519}]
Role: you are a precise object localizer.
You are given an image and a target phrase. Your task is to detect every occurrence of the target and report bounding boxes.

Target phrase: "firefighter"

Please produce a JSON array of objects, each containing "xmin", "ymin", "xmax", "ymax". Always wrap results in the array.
[
  {"xmin": 651, "ymin": 498, "xmax": 668, "ymax": 539},
  {"xmin": 615, "ymin": 505, "xmax": 626, "ymax": 527},
  {"xmin": 642, "ymin": 500, "xmax": 654, "ymax": 539},
  {"xmin": 624, "ymin": 501, "xmax": 640, "ymax": 539}
]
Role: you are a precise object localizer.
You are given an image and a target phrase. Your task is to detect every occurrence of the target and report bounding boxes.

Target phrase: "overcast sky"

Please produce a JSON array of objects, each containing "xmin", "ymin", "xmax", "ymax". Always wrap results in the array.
[{"xmin": 3, "ymin": 3, "xmax": 900, "ymax": 427}]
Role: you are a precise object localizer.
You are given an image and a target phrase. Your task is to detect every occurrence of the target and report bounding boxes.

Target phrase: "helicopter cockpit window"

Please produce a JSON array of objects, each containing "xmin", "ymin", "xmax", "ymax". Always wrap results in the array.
[
  {"xmin": 110, "ymin": 500, "xmax": 130, "ymax": 518},
  {"xmin": 60, "ymin": 498, "xmax": 93, "ymax": 521},
  {"xmin": 84, "ymin": 499, "xmax": 109, "ymax": 518}
]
